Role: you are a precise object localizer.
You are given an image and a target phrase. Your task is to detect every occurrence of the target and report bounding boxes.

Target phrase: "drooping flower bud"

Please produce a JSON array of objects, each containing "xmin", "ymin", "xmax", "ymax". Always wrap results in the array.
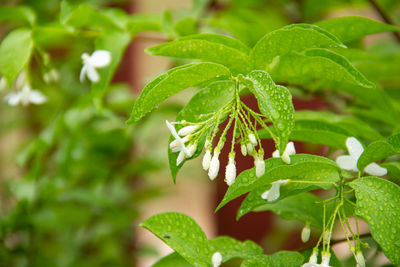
[
  {"xmin": 301, "ymin": 223, "xmax": 311, "ymax": 243},
  {"xmin": 241, "ymin": 143, "xmax": 247, "ymax": 156},
  {"xmin": 321, "ymin": 252, "xmax": 331, "ymax": 266},
  {"xmin": 170, "ymin": 136, "xmax": 189, "ymax": 150},
  {"xmin": 202, "ymin": 149, "xmax": 212, "ymax": 171},
  {"xmin": 176, "ymin": 150, "xmax": 186, "ymax": 166},
  {"xmin": 208, "ymin": 150, "xmax": 220, "ymax": 180},
  {"xmin": 261, "ymin": 179, "xmax": 289, "ymax": 202},
  {"xmin": 178, "ymin": 125, "xmax": 199, "ymax": 136},
  {"xmin": 212, "ymin": 251, "xmax": 222, "ymax": 267},
  {"xmin": 246, "ymin": 142, "xmax": 254, "ymax": 154},
  {"xmin": 188, "ymin": 143, "xmax": 197, "ymax": 157},
  {"xmin": 254, "ymin": 153, "xmax": 265, "ymax": 178},
  {"xmin": 248, "ymin": 133, "xmax": 257, "ymax": 146},
  {"xmin": 272, "ymin": 141, "xmax": 296, "ymax": 164},
  {"xmin": 355, "ymin": 251, "xmax": 365, "ymax": 267},
  {"xmin": 225, "ymin": 155, "xmax": 236, "ymax": 186}
]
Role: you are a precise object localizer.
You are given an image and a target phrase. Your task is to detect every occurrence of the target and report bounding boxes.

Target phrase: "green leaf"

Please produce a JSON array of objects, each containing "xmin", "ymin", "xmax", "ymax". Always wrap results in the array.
[
  {"xmin": 127, "ymin": 13, "xmax": 162, "ymax": 35},
  {"xmin": 168, "ymin": 80, "xmax": 234, "ymax": 182},
  {"xmin": 208, "ymin": 236, "xmax": 263, "ymax": 262},
  {"xmin": 92, "ymin": 31, "xmax": 131, "ymax": 111},
  {"xmin": 0, "ymin": 28, "xmax": 33, "ymax": 87},
  {"xmin": 237, "ymin": 164, "xmax": 339, "ymax": 220},
  {"xmin": 153, "ymin": 252, "xmax": 193, "ymax": 267},
  {"xmin": 127, "ymin": 62, "xmax": 231, "ymax": 124},
  {"xmin": 357, "ymin": 134, "xmax": 400, "ymax": 171},
  {"xmin": 350, "ymin": 177, "xmax": 400, "ymax": 265},
  {"xmin": 252, "ymin": 193, "xmax": 324, "ymax": 227},
  {"xmin": 216, "ymin": 154, "xmax": 340, "ymax": 212},
  {"xmin": 173, "ymin": 17, "xmax": 198, "ymax": 37},
  {"xmin": 380, "ymin": 162, "xmax": 400, "ymax": 180},
  {"xmin": 140, "ymin": 212, "xmax": 210, "ymax": 267},
  {"xmin": 316, "ymin": 16, "xmax": 400, "ymax": 43},
  {"xmin": 241, "ymin": 251, "xmax": 304, "ymax": 267},
  {"xmin": 238, "ymin": 70, "xmax": 294, "ymax": 152},
  {"xmin": 251, "ymin": 24, "xmax": 343, "ymax": 70},
  {"xmin": 0, "ymin": 5, "xmax": 36, "ymax": 26},
  {"xmin": 146, "ymin": 34, "xmax": 250, "ymax": 73},
  {"xmin": 270, "ymin": 48, "xmax": 374, "ymax": 90}
]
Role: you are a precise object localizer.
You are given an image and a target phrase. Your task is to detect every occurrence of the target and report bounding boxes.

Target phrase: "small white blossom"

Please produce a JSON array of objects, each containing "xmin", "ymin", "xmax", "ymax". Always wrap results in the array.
[
  {"xmin": 246, "ymin": 142, "xmax": 254, "ymax": 154},
  {"xmin": 254, "ymin": 154, "xmax": 265, "ymax": 178},
  {"xmin": 336, "ymin": 137, "xmax": 387, "ymax": 176},
  {"xmin": 248, "ymin": 133, "xmax": 257, "ymax": 146},
  {"xmin": 225, "ymin": 155, "xmax": 236, "ymax": 186},
  {"xmin": 261, "ymin": 179, "xmax": 289, "ymax": 202},
  {"xmin": 272, "ymin": 141, "xmax": 296, "ymax": 164},
  {"xmin": 302, "ymin": 251, "xmax": 331, "ymax": 267},
  {"xmin": 302, "ymin": 250, "xmax": 318, "ymax": 267},
  {"xmin": 202, "ymin": 149, "xmax": 212, "ymax": 170},
  {"xmin": 178, "ymin": 125, "xmax": 199, "ymax": 136},
  {"xmin": 355, "ymin": 251, "xmax": 365, "ymax": 267},
  {"xmin": 4, "ymin": 85, "xmax": 46, "ymax": 106},
  {"xmin": 188, "ymin": 143, "xmax": 197, "ymax": 157},
  {"xmin": 176, "ymin": 143, "xmax": 198, "ymax": 166},
  {"xmin": 321, "ymin": 252, "xmax": 331, "ymax": 267},
  {"xmin": 301, "ymin": 223, "xmax": 311, "ymax": 243},
  {"xmin": 166, "ymin": 120, "xmax": 191, "ymax": 158},
  {"xmin": 80, "ymin": 50, "xmax": 111, "ymax": 83},
  {"xmin": 208, "ymin": 150, "xmax": 220, "ymax": 180},
  {"xmin": 211, "ymin": 252, "xmax": 222, "ymax": 267},
  {"xmin": 241, "ymin": 144, "xmax": 247, "ymax": 156}
]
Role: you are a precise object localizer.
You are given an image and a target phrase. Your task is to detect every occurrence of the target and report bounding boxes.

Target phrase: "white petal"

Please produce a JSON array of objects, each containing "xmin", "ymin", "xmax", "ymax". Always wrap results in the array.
[
  {"xmin": 4, "ymin": 93, "xmax": 21, "ymax": 106},
  {"xmin": 272, "ymin": 149, "xmax": 280, "ymax": 158},
  {"xmin": 176, "ymin": 150, "xmax": 186, "ymax": 166},
  {"xmin": 202, "ymin": 150, "xmax": 212, "ymax": 171},
  {"xmin": 80, "ymin": 64, "xmax": 88, "ymax": 83},
  {"xmin": 29, "ymin": 90, "xmax": 47, "ymax": 104},
  {"xmin": 266, "ymin": 183, "xmax": 280, "ymax": 201},
  {"xmin": 285, "ymin": 141, "xmax": 296, "ymax": 156},
  {"xmin": 261, "ymin": 190, "xmax": 270, "ymax": 200},
  {"xmin": 89, "ymin": 50, "xmax": 111, "ymax": 68},
  {"xmin": 364, "ymin": 163, "xmax": 387, "ymax": 176},
  {"xmin": 86, "ymin": 65, "xmax": 100, "ymax": 83},
  {"xmin": 336, "ymin": 155, "xmax": 358, "ymax": 172},
  {"xmin": 208, "ymin": 152, "xmax": 220, "ymax": 180},
  {"xmin": 255, "ymin": 158, "xmax": 265, "ymax": 177},
  {"xmin": 281, "ymin": 152, "xmax": 291, "ymax": 164},
  {"xmin": 212, "ymin": 252, "xmax": 222, "ymax": 267},
  {"xmin": 178, "ymin": 125, "xmax": 199, "ymax": 136},
  {"xmin": 346, "ymin": 137, "xmax": 364, "ymax": 159},
  {"xmin": 171, "ymin": 146, "xmax": 181, "ymax": 153}
]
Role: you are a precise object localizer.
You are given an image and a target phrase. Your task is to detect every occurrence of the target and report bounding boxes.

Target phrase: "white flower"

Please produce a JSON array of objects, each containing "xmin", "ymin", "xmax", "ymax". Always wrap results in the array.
[
  {"xmin": 336, "ymin": 137, "xmax": 387, "ymax": 176},
  {"xmin": 241, "ymin": 144, "xmax": 247, "ymax": 156},
  {"xmin": 261, "ymin": 179, "xmax": 289, "ymax": 202},
  {"xmin": 166, "ymin": 120, "xmax": 191, "ymax": 161},
  {"xmin": 246, "ymin": 142, "xmax": 254, "ymax": 154},
  {"xmin": 321, "ymin": 252, "xmax": 331, "ymax": 267},
  {"xmin": 301, "ymin": 223, "xmax": 311, "ymax": 243},
  {"xmin": 248, "ymin": 133, "xmax": 257, "ymax": 146},
  {"xmin": 211, "ymin": 251, "xmax": 222, "ymax": 267},
  {"xmin": 225, "ymin": 155, "xmax": 236, "ymax": 186},
  {"xmin": 80, "ymin": 50, "xmax": 111, "ymax": 83},
  {"xmin": 202, "ymin": 149, "xmax": 212, "ymax": 170},
  {"xmin": 302, "ymin": 250, "xmax": 318, "ymax": 267},
  {"xmin": 254, "ymin": 154, "xmax": 265, "ymax": 177},
  {"xmin": 208, "ymin": 150, "xmax": 220, "ymax": 180},
  {"xmin": 272, "ymin": 141, "xmax": 296, "ymax": 164},
  {"xmin": 4, "ymin": 85, "xmax": 46, "ymax": 106},
  {"xmin": 355, "ymin": 251, "xmax": 365, "ymax": 267},
  {"xmin": 178, "ymin": 125, "xmax": 199, "ymax": 136},
  {"xmin": 302, "ymin": 251, "xmax": 331, "ymax": 267}
]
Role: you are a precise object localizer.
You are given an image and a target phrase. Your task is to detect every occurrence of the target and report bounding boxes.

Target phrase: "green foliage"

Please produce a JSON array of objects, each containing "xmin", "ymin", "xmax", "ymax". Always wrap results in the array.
[
  {"xmin": 241, "ymin": 251, "xmax": 304, "ymax": 267},
  {"xmin": 350, "ymin": 177, "xmax": 400, "ymax": 265},
  {"xmin": 0, "ymin": 5, "xmax": 36, "ymax": 26},
  {"xmin": 208, "ymin": 236, "xmax": 263, "ymax": 262},
  {"xmin": 0, "ymin": 28, "xmax": 33, "ymax": 86}
]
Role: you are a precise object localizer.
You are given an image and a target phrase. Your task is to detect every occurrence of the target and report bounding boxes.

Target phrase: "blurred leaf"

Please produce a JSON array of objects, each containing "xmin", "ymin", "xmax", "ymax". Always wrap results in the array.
[
  {"xmin": 173, "ymin": 17, "xmax": 198, "ymax": 36},
  {"xmin": 0, "ymin": 28, "xmax": 33, "ymax": 86},
  {"xmin": 140, "ymin": 212, "xmax": 210, "ymax": 267},
  {"xmin": 381, "ymin": 162, "xmax": 400, "ymax": 180},
  {"xmin": 350, "ymin": 177, "xmax": 400, "ymax": 265},
  {"xmin": 127, "ymin": 62, "xmax": 231, "ymax": 124},
  {"xmin": 0, "ymin": 5, "xmax": 36, "ymax": 26},
  {"xmin": 153, "ymin": 252, "xmax": 193, "ymax": 267},
  {"xmin": 127, "ymin": 13, "xmax": 162, "ymax": 35},
  {"xmin": 146, "ymin": 33, "xmax": 250, "ymax": 73},
  {"xmin": 241, "ymin": 251, "xmax": 304, "ymax": 267},
  {"xmin": 316, "ymin": 16, "xmax": 400, "ymax": 43}
]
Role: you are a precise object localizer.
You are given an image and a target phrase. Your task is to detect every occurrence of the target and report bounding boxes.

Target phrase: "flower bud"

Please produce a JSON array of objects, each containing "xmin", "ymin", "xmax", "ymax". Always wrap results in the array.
[
  {"xmin": 178, "ymin": 125, "xmax": 199, "ymax": 136},
  {"xmin": 248, "ymin": 133, "xmax": 257, "ymax": 146},
  {"xmin": 188, "ymin": 143, "xmax": 197, "ymax": 157},
  {"xmin": 225, "ymin": 156, "xmax": 236, "ymax": 186},
  {"xmin": 301, "ymin": 223, "xmax": 311, "ymax": 243},
  {"xmin": 212, "ymin": 251, "xmax": 222, "ymax": 267},
  {"xmin": 321, "ymin": 252, "xmax": 331, "ymax": 266},
  {"xmin": 254, "ymin": 155, "xmax": 265, "ymax": 178},
  {"xmin": 208, "ymin": 151, "xmax": 220, "ymax": 180},
  {"xmin": 355, "ymin": 251, "xmax": 365, "ymax": 267},
  {"xmin": 246, "ymin": 142, "xmax": 254, "ymax": 154},
  {"xmin": 170, "ymin": 136, "xmax": 189, "ymax": 150},
  {"xmin": 176, "ymin": 150, "xmax": 186, "ymax": 166},
  {"xmin": 202, "ymin": 149, "xmax": 212, "ymax": 170},
  {"xmin": 240, "ymin": 144, "xmax": 247, "ymax": 156}
]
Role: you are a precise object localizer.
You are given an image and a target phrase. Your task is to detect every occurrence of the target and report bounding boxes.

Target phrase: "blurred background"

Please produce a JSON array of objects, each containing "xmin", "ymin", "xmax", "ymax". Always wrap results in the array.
[{"xmin": 1, "ymin": 0, "xmax": 399, "ymax": 266}]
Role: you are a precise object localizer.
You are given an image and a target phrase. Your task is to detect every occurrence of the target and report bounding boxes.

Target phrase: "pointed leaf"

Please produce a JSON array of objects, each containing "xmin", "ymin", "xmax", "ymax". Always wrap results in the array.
[
  {"xmin": 140, "ymin": 212, "xmax": 210, "ymax": 267},
  {"xmin": 241, "ymin": 251, "xmax": 304, "ymax": 267},
  {"xmin": 238, "ymin": 70, "xmax": 294, "ymax": 152},
  {"xmin": 357, "ymin": 133, "xmax": 400, "ymax": 171},
  {"xmin": 146, "ymin": 33, "xmax": 250, "ymax": 73},
  {"xmin": 0, "ymin": 28, "xmax": 33, "ymax": 87},
  {"xmin": 216, "ymin": 154, "xmax": 340, "ymax": 212},
  {"xmin": 91, "ymin": 31, "xmax": 131, "ymax": 111},
  {"xmin": 316, "ymin": 16, "xmax": 400, "ymax": 43},
  {"xmin": 127, "ymin": 62, "xmax": 231, "ymax": 124},
  {"xmin": 153, "ymin": 252, "xmax": 193, "ymax": 267},
  {"xmin": 251, "ymin": 24, "xmax": 343, "ymax": 70},
  {"xmin": 168, "ymin": 80, "xmax": 234, "ymax": 182},
  {"xmin": 350, "ymin": 177, "xmax": 400, "ymax": 266}
]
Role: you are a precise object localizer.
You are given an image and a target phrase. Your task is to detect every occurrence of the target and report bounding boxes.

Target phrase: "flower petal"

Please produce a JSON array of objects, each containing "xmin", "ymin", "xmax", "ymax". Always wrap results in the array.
[
  {"xmin": 336, "ymin": 155, "xmax": 358, "ymax": 172},
  {"xmin": 272, "ymin": 149, "xmax": 280, "ymax": 158},
  {"xmin": 89, "ymin": 50, "xmax": 111, "ymax": 68},
  {"xmin": 364, "ymin": 163, "xmax": 387, "ymax": 176},
  {"xmin": 29, "ymin": 90, "xmax": 47, "ymax": 104},
  {"xmin": 86, "ymin": 65, "xmax": 100, "ymax": 83},
  {"xmin": 285, "ymin": 141, "xmax": 296, "ymax": 156},
  {"xmin": 4, "ymin": 93, "xmax": 21, "ymax": 106},
  {"xmin": 346, "ymin": 137, "xmax": 364, "ymax": 159}
]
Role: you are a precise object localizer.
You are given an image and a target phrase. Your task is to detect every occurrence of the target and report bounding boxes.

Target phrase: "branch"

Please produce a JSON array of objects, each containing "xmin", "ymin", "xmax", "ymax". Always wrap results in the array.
[{"xmin": 369, "ymin": 0, "xmax": 400, "ymax": 42}]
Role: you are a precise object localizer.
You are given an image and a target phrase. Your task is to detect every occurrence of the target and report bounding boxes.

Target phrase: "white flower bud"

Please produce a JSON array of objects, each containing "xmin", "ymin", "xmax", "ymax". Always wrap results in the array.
[
  {"xmin": 241, "ymin": 144, "xmax": 247, "ymax": 156},
  {"xmin": 355, "ymin": 251, "xmax": 365, "ymax": 267},
  {"xmin": 321, "ymin": 252, "xmax": 331, "ymax": 266},
  {"xmin": 176, "ymin": 150, "xmax": 186, "ymax": 166},
  {"xmin": 225, "ymin": 156, "xmax": 236, "ymax": 186},
  {"xmin": 188, "ymin": 143, "xmax": 197, "ymax": 157},
  {"xmin": 301, "ymin": 223, "xmax": 311, "ymax": 243},
  {"xmin": 178, "ymin": 125, "xmax": 199, "ymax": 136},
  {"xmin": 211, "ymin": 251, "xmax": 222, "ymax": 267},
  {"xmin": 248, "ymin": 133, "xmax": 257, "ymax": 146},
  {"xmin": 208, "ymin": 151, "xmax": 220, "ymax": 180},
  {"xmin": 272, "ymin": 149, "xmax": 280, "ymax": 158},
  {"xmin": 170, "ymin": 136, "xmax": 189, "ymax": 150},
  {"xmin": 254, "ymin": 155, "xmax": 265, "ymax": 178},
  {"xmin": 282, "ymin": 141, "xmax": 296, "ymax": 164},
  {"xmin": 202, "ymin": 149, "xmax": 212, "ymax": 170},
  {"xmin": 246, "ymin": 142, "xmax": 254, "ymax": 154}
]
